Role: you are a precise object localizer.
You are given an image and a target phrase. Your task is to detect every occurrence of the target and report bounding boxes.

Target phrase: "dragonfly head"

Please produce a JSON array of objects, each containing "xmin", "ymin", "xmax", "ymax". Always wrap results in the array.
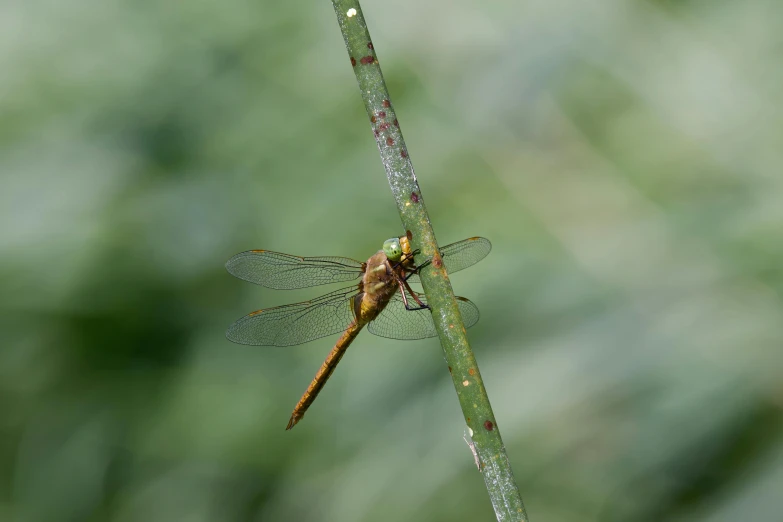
[{"xmin": 382, "ymin": 237, "xmax": 403, "ymax": 262}]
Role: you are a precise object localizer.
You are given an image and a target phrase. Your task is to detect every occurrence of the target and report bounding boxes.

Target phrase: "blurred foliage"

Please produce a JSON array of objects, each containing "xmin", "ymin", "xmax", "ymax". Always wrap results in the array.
[{"xmin": 2, "ymin": 0, "xmax": 783, "ymax": 521}]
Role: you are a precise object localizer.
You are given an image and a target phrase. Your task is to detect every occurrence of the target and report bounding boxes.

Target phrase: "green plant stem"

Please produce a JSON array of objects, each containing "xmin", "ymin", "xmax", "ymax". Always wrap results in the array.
[{"xmin": 329, "ymin": 2, "xmax": 528, "ymax": 520}]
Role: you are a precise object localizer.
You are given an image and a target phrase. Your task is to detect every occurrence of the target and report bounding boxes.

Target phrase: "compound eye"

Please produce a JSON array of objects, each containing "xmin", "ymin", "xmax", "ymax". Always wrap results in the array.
[{"xmin": 382, "ymin": 238, "xmax": 402, "ymax": 262}]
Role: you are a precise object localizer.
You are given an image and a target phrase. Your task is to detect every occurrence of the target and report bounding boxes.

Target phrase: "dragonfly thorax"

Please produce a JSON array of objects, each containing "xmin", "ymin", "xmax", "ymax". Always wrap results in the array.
[{"xmin": 354, "ymin": 251, "xmax": 399, "ymax": 325}]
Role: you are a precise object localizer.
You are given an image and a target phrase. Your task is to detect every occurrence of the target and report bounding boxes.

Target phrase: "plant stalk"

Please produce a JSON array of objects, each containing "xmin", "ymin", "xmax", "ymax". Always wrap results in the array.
[{"xmin": 329, "ymin": 2, "xmax": 529, "ymax": 520}]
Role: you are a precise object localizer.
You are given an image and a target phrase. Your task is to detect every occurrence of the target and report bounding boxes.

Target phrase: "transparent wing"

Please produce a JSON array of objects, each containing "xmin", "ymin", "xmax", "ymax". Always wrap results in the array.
[
  {"xmin": 226, "ymin": 286, "xmax": 358, "ymax": 346},
  {"xmin": 226, "ymin": 250, "xmax": 364, "ymax": 289},
  {"xmin": 407, "ymin": 237, "xmax": 491, "ymax": 283},
  {"xmin": 367, "ymin": 293, "xmax": 480, "ymax": 340}
]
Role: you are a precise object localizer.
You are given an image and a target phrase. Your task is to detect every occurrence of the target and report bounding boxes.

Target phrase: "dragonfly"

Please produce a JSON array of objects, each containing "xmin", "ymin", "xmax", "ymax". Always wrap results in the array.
[{"xmin": 225, "ymin": 235, "xmax": 491, "ymax": 430}]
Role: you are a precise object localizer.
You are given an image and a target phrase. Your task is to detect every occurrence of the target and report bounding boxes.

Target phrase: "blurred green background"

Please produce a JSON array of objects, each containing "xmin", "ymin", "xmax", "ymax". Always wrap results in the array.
[{"xmin": 2, "ymin": 0, "xmax": 782, "ymax": 520}]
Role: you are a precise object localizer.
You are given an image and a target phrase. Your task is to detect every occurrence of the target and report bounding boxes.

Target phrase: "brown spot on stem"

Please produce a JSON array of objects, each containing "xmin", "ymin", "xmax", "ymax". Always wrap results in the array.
[
  {"xmin": 382, "ymin": 99, "xmax": 390, "ymax": 108},
  {"xmin": 410, "ymin": 191, "xmax": 419, "ymax": 203},
  {"xmin": 393, "ymin": 119, "xmax": 399, "ymax": 127},
  {"xmin": 484, "ymin": 420, "xmax": 494, "ymax": 431},
  {"xmin": 373, "ymin": 129, "xmax": 380, "ymax": 138},
  {"xmin": 360, "ymin": 55, "xmax": 374, "ymax": 65},
  {"xmin": 468, "ymin": 368, "xmax": 475, "ymax": 376},
  {"xmin": 350, "ymin": 57, "xmax": 356, "ymax": 66},
  {"xmin": 467, "ymin": 417, "xmax": 471, "ymax": 423},
  {"xmin": 386, "ymin": 137, "xmax": 394, "ymax": 146},
  {"xmin": 370, "ymin": 115, "xmax": 376, "ymax": 123},
  {"xmin": 406, "ymin": 230, "xmax": 413, "ymax": 240},
  {"xmin": 379, "ymin": 122, "xmax": 390, "ymax": 131},
  {"xmin": 378, "ymin": 111, "xmax": 386, "ymax": 119},
  {"xmin": 401, "ymin": 149, "xmax": 408, "ymax": 158},
  {"xmin": 432, "ymin": 253, "xmax": 443, "ymax": 268},
  {"xmin": 367, "ymin": 42, "xmax": 374, "ymax": 50},
  {"xmin": 448, "ymin": 366, "xmax": 452, "ymax": 374}
]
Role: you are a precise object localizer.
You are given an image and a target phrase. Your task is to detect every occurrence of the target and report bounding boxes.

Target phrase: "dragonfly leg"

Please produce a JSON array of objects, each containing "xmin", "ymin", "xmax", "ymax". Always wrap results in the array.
[
  {"xmin": 402, "ymin": 252, "xmax": 432, "ymax": 282},
  {"xmin": 403, "ymin": 279, "xmax": 428, "ymax": 309},
  {"xmin": 414, "ymin": 259, "xmax": 432, "ymax": 272},
  {"xmin": 397, "ymin": 280, "xmax": 429, "ymax": 311},
  {"xmin": 391, "ymin": 250, "xmax": 430, "ymax": 310},
  {"xmin": 392, "ymin": 248, "xmax": 420, "ymax": 268}
]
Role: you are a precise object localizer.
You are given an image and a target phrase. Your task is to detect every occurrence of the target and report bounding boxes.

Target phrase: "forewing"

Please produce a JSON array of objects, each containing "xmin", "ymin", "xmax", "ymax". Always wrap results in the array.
[
  {"xmin": 226, "ymin": 286, "xmax": 357, "ymax": 346},
  {"xmin": 407, "ymin": 237, "xmax": 491, "ymax": 283},
  {"xmin": 367, "ymin": 293, "xmax": 480, "ymax": 340},
  {"xmin": 226, "ymin": 250, "xmax": 364, "ymax": 289}
]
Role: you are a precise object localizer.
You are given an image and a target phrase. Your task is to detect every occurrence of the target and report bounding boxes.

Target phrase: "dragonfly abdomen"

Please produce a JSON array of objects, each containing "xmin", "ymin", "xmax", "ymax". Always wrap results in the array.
[{"xmin": 286, "ymin": 320, "xmax": 364, "ymax": 430}]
